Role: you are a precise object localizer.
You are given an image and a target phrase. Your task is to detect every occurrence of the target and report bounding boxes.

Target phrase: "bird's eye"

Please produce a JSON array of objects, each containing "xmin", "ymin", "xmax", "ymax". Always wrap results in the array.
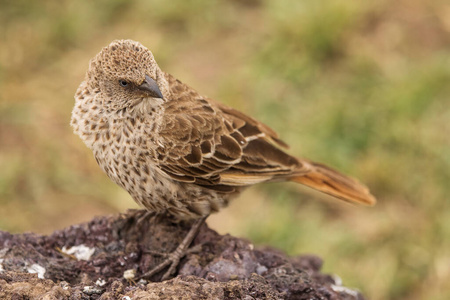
[{"xmin": 119, "ymin": 80, "xmax": 129, "ymax": 87}]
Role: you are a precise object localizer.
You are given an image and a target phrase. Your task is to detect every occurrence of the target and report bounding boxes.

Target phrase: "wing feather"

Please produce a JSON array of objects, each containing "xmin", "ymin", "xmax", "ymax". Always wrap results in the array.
[{"xmin": 155, "ymin": 74, "xmax": 300, "ymax": 192}]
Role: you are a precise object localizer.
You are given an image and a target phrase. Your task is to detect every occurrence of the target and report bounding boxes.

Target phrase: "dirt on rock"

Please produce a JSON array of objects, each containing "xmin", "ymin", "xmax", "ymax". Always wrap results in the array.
[{"xmin": 0, "ymin": 210, "xmax": 366, "ymax": 299}]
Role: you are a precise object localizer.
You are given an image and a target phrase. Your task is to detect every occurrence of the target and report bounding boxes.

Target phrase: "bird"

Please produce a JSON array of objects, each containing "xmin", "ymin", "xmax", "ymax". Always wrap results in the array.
[{"xmin": 71, "ymin": 39, "xmax": 376, "ymax": 280}]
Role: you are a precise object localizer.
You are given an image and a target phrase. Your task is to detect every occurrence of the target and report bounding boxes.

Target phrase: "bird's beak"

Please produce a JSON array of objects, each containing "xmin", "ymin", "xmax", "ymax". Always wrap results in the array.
[{"xmin": 138, "ymin": 75, "xmax": 164, "ymax": 99}]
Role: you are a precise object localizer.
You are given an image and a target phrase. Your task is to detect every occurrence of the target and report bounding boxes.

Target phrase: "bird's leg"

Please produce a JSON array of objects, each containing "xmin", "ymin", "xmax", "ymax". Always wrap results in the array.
[{"xmin": 139, "ymin": 215, "xmax": 207, "ymax": 281}]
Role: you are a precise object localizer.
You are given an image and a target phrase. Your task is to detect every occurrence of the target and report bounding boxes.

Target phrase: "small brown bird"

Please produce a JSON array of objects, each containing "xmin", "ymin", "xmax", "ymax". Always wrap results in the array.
[{"xmin": 71, "ymin": 39, "xmax": 375, "ymax": 280}]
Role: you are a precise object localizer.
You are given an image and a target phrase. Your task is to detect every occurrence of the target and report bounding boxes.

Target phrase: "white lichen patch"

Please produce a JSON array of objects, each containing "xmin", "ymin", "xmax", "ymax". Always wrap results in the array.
[
  {"xmin": 123, "ymin": 269, "xmax": 136, "ymax": 280},
  {"xmin": 255, "ymin": 263, "xmax": 268, "ymax": 275},
  {"xmin": 27, "ymin": 263, "xmax": 46, "ymax": 279},
  {"xmin": 95, "ymin": 278, "xmax": 107, "ymax": 287},
  {"xmin": 332, "ymin": 274, "xmax": 343, "ymax": 286},
  {"xmin": 331, "ymin": 285, "xmax": 359, "ymax": 297},
  {"xmin": 0, "ymin": 258, "xmax": 4, "ymax": 273},
  {"xmin": 83, "ymin": 285, "xmax": 103, "ymax": 294},
  {"xmin": 61, "ymin": 245, "xmax": 95, "ymax": 261},
  {"xmin": 60, "ymin": 281, "xmax": 70, "ymax": 290}
]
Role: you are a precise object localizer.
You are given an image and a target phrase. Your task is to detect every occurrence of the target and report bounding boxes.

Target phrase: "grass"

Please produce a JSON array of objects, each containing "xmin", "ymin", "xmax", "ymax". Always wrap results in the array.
[{"xmin": 1, "ymin": 0, "xmax": 449, "ymax": 299}]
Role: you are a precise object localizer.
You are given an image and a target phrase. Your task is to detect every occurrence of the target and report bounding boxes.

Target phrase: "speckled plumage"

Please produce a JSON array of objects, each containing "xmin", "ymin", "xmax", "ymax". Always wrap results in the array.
[{"xmin": 71, "ymin": 40, "xmax": 375, "ymax": 221}]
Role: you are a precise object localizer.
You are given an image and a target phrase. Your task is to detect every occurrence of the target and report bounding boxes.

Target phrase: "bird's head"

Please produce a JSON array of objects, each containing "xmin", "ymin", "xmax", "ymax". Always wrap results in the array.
[{"xmin": 86, "ymin": 39, "xmax": 169, "ymax": 115}]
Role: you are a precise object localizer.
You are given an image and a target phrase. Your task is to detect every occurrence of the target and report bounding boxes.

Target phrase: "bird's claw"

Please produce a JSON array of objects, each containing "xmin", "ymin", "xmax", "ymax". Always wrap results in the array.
[
  {"xmin": 139, "ymin": 217, "xmax": 207, "ymax": 281},
  {"xmin": 139, "ymin": 248, "xmax": 184, "ymax": 281}
]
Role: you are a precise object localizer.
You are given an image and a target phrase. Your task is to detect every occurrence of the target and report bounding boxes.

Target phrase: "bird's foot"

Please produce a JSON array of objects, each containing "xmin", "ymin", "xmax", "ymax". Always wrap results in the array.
[
  {"xmin": 139, "ymin": 216, "xmax": 206, "ymax": 281},
  {"xmin": 144, "ymin": 243, "xmax": 202, "ymax": 258}
]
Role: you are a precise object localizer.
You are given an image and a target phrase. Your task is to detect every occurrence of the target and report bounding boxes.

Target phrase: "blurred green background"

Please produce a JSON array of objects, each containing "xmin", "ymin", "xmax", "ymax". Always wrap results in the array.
[{"xmin": 1, "ymin": 0, "xmax": 449, "ymax": 299}]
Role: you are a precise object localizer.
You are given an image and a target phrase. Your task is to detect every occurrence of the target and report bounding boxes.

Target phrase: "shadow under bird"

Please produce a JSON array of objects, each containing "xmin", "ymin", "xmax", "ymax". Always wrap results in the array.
[{"xmin": 71, "ymin": 39, "xmax": 376, "ymax": 280}]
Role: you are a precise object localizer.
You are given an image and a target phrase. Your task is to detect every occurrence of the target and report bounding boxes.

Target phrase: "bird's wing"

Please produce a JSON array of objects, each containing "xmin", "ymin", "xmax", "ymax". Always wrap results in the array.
[{"xmin": 155, "ymin": 75, "xmax": 309, "ymax": 192}]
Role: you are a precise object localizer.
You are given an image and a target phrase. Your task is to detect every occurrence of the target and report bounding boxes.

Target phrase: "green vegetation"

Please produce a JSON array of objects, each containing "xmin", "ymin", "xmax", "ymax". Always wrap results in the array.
[{"xmin": 1, "ymin": 0, "xmax": 449, "ymax": 299}]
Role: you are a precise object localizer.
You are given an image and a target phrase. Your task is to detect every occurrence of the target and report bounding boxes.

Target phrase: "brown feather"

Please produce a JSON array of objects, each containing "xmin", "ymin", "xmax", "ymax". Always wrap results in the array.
[
  {"xmin": 290, "ymin": 162, "xmax": 376, "ymax": 205},
  {"xmin": 157, "ymin": 74, "xmax": 377, "ymax": 207}
]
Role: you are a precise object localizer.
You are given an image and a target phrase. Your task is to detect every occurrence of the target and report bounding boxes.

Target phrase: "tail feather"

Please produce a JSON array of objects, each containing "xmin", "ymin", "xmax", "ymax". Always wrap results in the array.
[{"xmin": 290, "ymin": 162, "xmax": 376, "ymax": 206}]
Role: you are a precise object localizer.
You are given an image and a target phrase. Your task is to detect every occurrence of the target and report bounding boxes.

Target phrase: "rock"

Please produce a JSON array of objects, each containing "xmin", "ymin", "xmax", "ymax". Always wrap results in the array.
[{"xmin": 0, "ymin": 210, "xmax": 366, "ymax": 299}]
